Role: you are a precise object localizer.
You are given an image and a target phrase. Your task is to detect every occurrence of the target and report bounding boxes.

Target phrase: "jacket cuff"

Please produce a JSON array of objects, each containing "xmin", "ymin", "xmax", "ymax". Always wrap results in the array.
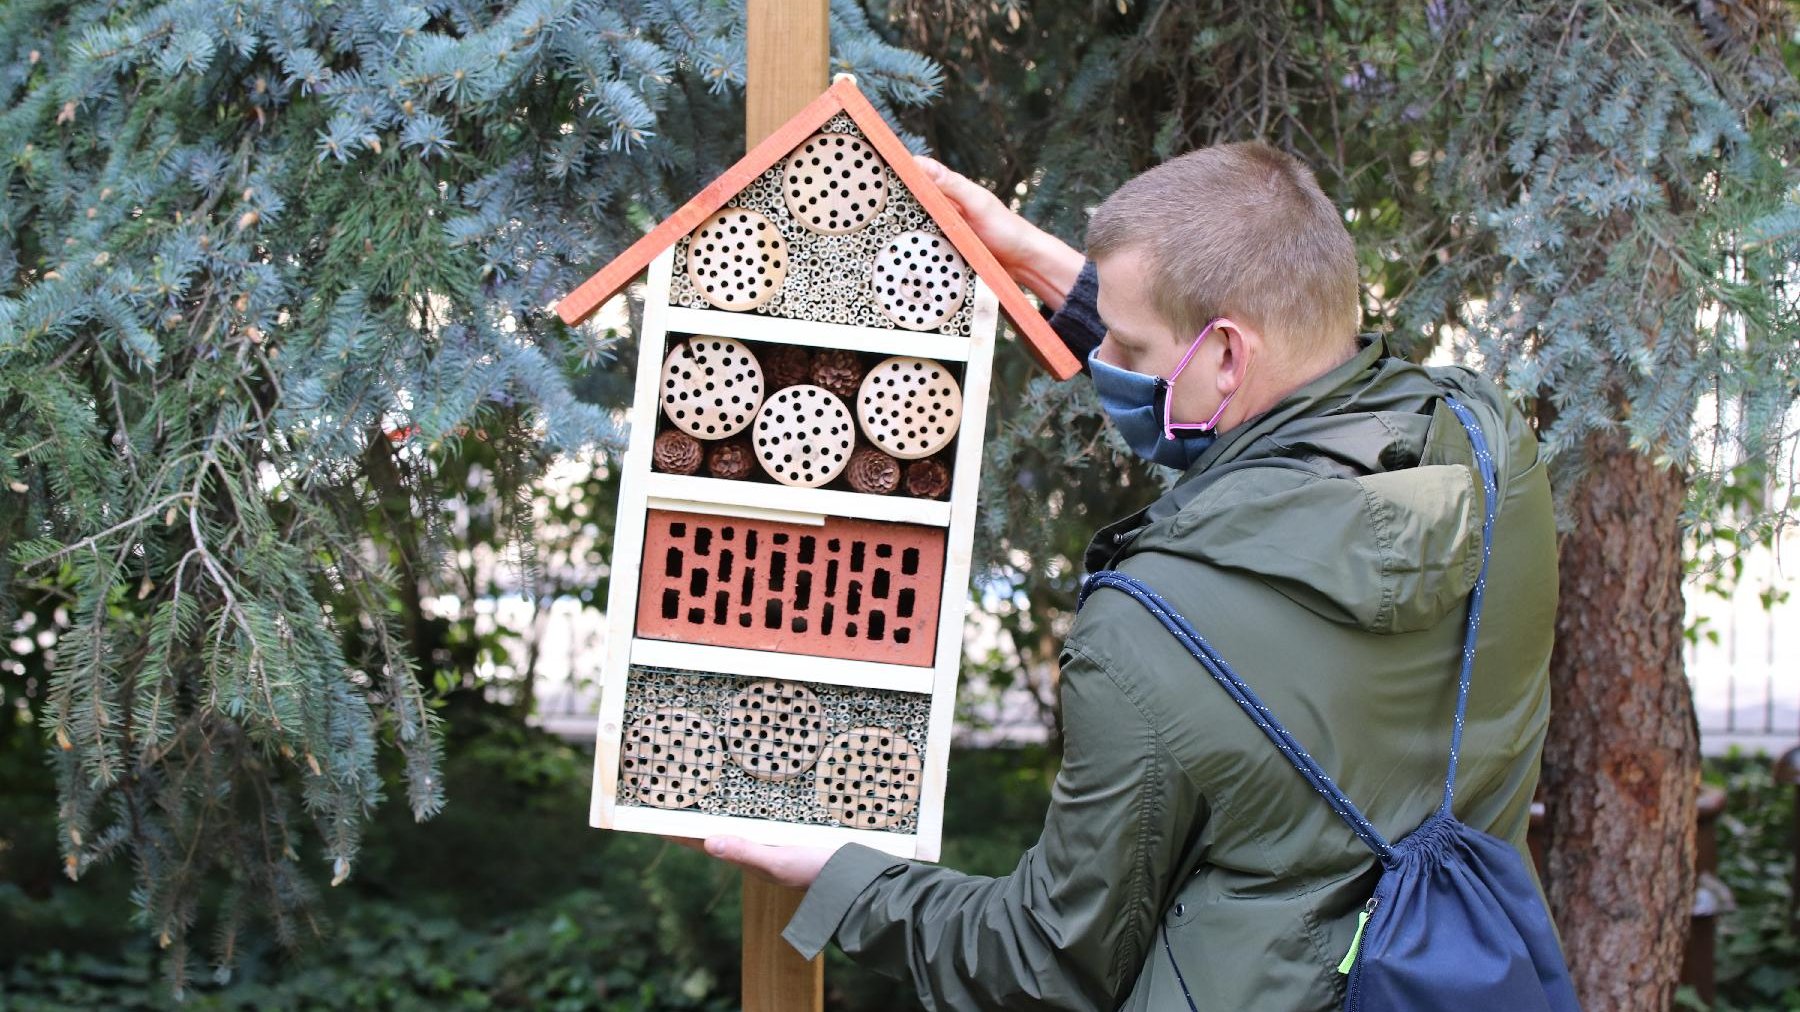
[
  {"xmin": 1043, "ymin": 258, "xmax": 1103, "ymax": 372},
  {"xmin": 781, "ymin": 844, "xmax": 910, "ymax": 959}
]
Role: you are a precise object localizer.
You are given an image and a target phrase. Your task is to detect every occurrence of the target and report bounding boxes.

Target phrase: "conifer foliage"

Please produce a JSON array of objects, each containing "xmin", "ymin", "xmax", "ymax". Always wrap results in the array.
[{"xmin": 0, "ymin": 0, "xmax": 939, "ymax": 989}]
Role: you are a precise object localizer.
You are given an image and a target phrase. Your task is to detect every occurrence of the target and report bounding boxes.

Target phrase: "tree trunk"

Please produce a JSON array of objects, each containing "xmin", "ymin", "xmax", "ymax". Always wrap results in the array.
[{"xmin": 1539, "ymin": 430, "xmax": 1699, "ymax": 1010}]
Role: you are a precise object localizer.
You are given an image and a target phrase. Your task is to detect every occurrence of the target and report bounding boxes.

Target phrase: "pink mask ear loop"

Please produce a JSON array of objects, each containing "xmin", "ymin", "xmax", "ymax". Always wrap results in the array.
[{"xmin": 1163, "ymin": 318, "xmax": 1246, "ymax": 440}]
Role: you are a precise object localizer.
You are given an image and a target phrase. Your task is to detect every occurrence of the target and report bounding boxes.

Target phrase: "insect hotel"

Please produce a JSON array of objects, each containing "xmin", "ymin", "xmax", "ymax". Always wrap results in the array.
[{"xmin": 556, "ymin": 77, "xmax": 1080, "ymax": 860}]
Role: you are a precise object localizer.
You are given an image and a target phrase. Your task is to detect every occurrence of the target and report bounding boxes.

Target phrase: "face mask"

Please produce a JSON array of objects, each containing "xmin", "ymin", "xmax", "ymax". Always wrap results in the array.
[{"xmin": 1088, "ymin": 318, "xmax": 1242, "ymax": 470}]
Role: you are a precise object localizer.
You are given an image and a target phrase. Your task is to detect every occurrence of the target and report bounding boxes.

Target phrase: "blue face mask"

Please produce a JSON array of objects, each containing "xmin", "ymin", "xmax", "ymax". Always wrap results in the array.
[{"xmin": 1087, "ymin": 319, "xmax": 1243, "ymax": 470}]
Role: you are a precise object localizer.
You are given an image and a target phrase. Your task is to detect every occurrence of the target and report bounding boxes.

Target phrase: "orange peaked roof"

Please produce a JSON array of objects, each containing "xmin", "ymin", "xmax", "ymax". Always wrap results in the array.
[{"xmin": 554, "ymin": 76, "xmax": 1082, "ymax": 381}]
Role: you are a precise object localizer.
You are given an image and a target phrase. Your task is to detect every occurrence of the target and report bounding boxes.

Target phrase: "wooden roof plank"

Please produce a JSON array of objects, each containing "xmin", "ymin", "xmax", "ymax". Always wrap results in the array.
[{"xmin": 556, "ymin": 77, "xmax": 1083, "ymax": 382}]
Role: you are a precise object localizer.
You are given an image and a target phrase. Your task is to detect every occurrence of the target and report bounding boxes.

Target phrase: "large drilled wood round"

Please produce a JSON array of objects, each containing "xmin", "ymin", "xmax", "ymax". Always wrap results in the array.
[
  {"xmin": 619, "ymin": 707, "xmax": 721, "ymax": 810},
  {"xmin": 855, "ymin": 356, "xmax": 963, "ymax": 461},
  {"xmin": 815, "ymin": 726, "xmax": 922, "ymax": 830},
  {"xmin": 659, "ymin": 336, "xmax": 765, "ymax": 440},
  {"xmin": 873, "ymin": 230, "xmax": 969, "ymax": 330},
  {"xmin": 753, "ymin": 384, "xmax": 854, "ymax": 488},
  {"xmin": 724, "ymin": 679, "xmax": 825, "ymax": 782},
  {"xmin": 686, "ymin": 208, "xmax": 788, "ymax": 311},
  {"xmin": 782, "ymin": 132, "xmax": 889, "ymax": 235}
]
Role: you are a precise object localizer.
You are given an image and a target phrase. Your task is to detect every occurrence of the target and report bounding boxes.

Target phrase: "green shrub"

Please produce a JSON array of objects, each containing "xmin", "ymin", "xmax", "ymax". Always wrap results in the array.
[{"xmin": 1704, "ymin": 752, "xmax": 1799, "ymax": 1012}]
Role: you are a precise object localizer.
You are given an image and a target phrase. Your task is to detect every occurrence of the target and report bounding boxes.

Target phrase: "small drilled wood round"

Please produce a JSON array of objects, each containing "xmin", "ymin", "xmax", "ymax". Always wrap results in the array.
[
  {"xmin": 815, "ymin": 726, "xmax": 923, "ymax": 830},
  {"xmin": 782, "ymin": 132, "xmax": 889, "ymax": 235},
  {"xmin": 686, "ymin": 208, "xmax": 789, "ymax": 311},
  {"xmin": 752, "ymin": 385, "xmax": 854, "ymax": 488},
  {"xmin": 855, "ymin": 356, "xmax": 963, "ymax": 460},
  {"xmin": 619, "ymin": 707, "xmax": 721, "ymax": 810},
  {"xmin": 724, "ymin": 680, "xmax": 825, "ymax": 781},
  {"xmin": 659, "ymin": 337, "xmax": 765, "ymax": 439},
  {"xmin": 873, "ymin": 231, "xmax": 969, "ymax": 330}
]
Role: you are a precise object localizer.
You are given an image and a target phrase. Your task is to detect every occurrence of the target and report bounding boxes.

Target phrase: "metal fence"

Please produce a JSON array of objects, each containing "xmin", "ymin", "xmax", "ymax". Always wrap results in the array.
[{"xmin": 1686, "ymin": 536, "xmax": 1799, "ymax": 756}]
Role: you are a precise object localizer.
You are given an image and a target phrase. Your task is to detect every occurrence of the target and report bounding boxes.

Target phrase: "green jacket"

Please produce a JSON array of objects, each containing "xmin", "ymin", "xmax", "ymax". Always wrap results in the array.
[{"xmin": 783, "ymin": 336, "xmax": 1558, "ymax": 1011}]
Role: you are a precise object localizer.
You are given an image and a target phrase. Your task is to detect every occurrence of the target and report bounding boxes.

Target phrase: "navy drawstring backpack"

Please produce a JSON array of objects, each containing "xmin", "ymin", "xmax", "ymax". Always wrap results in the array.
[{"xmin": 1079, "ymin": 397, "xmax": 1579, "ymax": 1012}]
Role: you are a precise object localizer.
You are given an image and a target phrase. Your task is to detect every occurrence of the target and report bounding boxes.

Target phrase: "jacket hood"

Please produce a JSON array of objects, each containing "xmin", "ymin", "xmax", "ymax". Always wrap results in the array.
[{"xmin": 1126, "ymin": 336, "xmax": 1530, "ymax": 634}]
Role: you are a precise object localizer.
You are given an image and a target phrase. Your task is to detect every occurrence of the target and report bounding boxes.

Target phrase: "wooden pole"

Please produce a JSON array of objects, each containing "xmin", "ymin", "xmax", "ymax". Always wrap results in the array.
[{"xmin": 742, "ymin": 2, "xmax": 829, "ymax": 1011}]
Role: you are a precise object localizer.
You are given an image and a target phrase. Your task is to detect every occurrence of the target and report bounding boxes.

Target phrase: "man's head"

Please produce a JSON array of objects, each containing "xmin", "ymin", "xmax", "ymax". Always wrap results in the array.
[{"xmin": 1086, "ymin": 142, "xmax": 1360, "ymax": 433}]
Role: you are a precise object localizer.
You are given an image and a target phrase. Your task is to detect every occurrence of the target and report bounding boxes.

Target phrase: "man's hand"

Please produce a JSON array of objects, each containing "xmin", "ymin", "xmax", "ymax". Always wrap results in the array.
[
  {"xmin": 670, "ymin": 835, "xmax": 840, "ymax": 890},
  {"xmin": 916, "ymin": 156, "xmax": 1085, "ymax": 312}
]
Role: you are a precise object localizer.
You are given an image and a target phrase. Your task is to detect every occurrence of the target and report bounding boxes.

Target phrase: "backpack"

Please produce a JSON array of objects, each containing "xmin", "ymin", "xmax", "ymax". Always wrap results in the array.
[{"xmin": 1079, "ymin": 396, "xmax": 1580, "ymax": 1012}]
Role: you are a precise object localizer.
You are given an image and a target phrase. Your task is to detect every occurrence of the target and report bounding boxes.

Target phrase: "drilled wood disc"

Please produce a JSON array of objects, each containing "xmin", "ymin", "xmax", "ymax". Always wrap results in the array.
[
  {"xmin": 619, "ymin": 707, "xmax": 722, "ymax": 809},
  {"xmin": 873, "ymin": 230, "xmax": 969, "ymax": 330},
  {"xmin": 659, "ymin": 336, "xmax": 765, "ymax": 439},
  {"xmin": 686, "ymin": 208, "xmax": 789, "ymax": 311},
  {"xmin": 855, "ymin": 356, "xmax": 963, "ymax": 461},
  {"xmin": 752, "ymin": 384, "xmax": 854, "ymax": 488},
  {"xmin": 725, "ymin": 679, "xmax": 826, "ymax": 781},
  {"xmin": 782, "ymin": 132, "xmax": 890, "ymax": 235},
  {"xmin": 815, "ymin": 726, "xmax": 923, "ymax": 830}
]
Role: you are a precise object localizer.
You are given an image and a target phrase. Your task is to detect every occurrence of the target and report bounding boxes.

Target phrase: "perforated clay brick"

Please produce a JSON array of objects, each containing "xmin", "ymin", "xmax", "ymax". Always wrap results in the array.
[{"xmin": 635, "ymin": 510, "xmax": 946, "ymax": 666}]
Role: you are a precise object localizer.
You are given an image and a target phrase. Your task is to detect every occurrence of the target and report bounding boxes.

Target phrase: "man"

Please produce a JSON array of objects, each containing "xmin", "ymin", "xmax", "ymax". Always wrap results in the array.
[{"xmin": 700, "ymin": 142, "xmax": 1558, "ymax": 1011}]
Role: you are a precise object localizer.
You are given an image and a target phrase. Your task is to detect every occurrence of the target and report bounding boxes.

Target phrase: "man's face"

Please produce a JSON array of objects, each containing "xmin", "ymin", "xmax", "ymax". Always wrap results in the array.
[{"xmin": 1093, "ymin": 248, "xmax": 1252, "ymax": 433}]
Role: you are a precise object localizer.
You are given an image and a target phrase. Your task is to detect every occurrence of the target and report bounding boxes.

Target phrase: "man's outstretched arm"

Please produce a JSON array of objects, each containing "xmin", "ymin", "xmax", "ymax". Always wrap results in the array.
[{"xmin": 776, "ymin": 647, "xmax": 1204, "ymax": 1012}]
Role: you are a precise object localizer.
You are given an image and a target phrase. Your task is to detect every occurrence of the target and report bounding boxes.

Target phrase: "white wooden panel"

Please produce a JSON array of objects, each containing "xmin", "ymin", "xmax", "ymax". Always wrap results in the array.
[
  {"xmin": 629, "ymin": 637, "xmax": 939, "ymax": 694},
  {"xmin": 646, "ymin": 495, "xmax": 828, "ymax": 527},
  {"xmin": 666, "ymin": 305, "xmax": 972, "ymax": 362},
  {"xmin": 912, "ymin": 277, "xmax": 1000, "ymax": 858},
  {"xmin": 591, "ymin": 247, "xmax": 678, "ymax": 829},
  {"xmin": 609, "ymin": 805, "xmax": 922, "ymax": 860},
  {"xmin": 645, "ymin": 472, "xmax": 952, "ymax": 527}
]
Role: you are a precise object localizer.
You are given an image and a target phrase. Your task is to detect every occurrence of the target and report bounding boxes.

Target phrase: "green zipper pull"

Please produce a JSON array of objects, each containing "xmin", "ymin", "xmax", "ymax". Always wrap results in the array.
[{"xmin": 1337, "ymin": 899, "xmax": 1378, "ymax": 975}]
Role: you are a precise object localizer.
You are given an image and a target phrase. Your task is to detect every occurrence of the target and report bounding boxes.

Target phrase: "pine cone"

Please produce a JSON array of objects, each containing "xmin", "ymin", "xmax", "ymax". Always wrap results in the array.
[
  {"xmin": 707, "ymin": 438, "xmax": 756, "ymax": 480},
  {"xmin": 810, "ymin": 348, "xmax": 866, "ymax": 401},
  {"xmin": 904, "ymin": 457, "xmax": 950, "ymax": 499},
  {"xmin": 762, "ymin": 344, "xmax": 813, "ymax": 390},
  {"xmin": 845, "ymin": 446, "xmax": 900, "ymax": 495},
  {"xmin": 653, "ymin": 429, "xmax": 703, "ymax": 475}
]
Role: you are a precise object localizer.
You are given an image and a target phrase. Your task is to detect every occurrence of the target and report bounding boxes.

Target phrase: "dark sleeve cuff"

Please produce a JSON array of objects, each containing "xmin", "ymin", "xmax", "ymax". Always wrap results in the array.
[
  {"xmin": 781, "ymin": 844, "xmax": 910, "ymax": 959},
  {"xmin": 1042, "ymin": 258, "xmax": 1103, "ymax": 373}
]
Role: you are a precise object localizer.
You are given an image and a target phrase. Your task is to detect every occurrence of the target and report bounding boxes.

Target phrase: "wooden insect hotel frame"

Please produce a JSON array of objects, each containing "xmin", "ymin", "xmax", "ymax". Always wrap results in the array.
[{"xmin": 556, "ymin": 76, "xmax": 1080, "ymax": 861}]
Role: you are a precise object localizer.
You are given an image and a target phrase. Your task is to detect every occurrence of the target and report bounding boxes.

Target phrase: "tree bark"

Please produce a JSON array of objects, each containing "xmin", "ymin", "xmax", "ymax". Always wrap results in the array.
[{"xmin": 1540, "ymin": 429, "xmax": 1699, "ymax": 1010}]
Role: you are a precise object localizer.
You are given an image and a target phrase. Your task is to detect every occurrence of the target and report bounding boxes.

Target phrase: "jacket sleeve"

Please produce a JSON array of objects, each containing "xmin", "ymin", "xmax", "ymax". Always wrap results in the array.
[
  {"xmin": 781, "ymin": 644, "xmax": 1203, "ymax": 1011},
  {"xmin": 1042, "ymin": 258, "xmax": 1104, "ymax": 373}
]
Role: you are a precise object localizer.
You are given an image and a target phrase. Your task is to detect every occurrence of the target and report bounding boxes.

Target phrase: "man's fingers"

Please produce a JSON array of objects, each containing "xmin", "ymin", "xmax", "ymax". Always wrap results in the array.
[
  {"xmin": 700, "ymin": 835, "xmax": 838, "ymax": 891},
  {"xmin": 705, "ymin": 836, "xmax": 783, "ymax": 883},
  {"xmin": 917, "ymin": 156, "xmax": 995, "ymax": 214}
]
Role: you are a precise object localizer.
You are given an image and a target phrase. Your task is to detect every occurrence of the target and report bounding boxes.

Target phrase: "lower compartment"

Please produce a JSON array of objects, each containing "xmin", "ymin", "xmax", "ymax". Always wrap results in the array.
[{"xmin": 614, "ymin": 665, "xmax": 930, "ymax": 835}]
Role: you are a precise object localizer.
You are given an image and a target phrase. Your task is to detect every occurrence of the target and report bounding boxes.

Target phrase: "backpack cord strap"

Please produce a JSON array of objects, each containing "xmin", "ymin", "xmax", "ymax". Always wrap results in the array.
[
  {"xmin": 1438, "ymin": 396, "xmax": 1498, "ymax": 817},
  {"xmin": 1080, "ymin": 571, "xmax": 1396, "ymax": 862},
  {"xmin": 1076, "ymin": 395, "xmax": 1500, "ymax": 862}
]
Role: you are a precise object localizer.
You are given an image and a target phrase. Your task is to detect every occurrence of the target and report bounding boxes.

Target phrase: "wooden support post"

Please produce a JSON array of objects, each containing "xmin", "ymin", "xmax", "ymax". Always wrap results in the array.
[{"xmin": 742, "ymin": 3, "xmax": 830, "ymax": 1010}]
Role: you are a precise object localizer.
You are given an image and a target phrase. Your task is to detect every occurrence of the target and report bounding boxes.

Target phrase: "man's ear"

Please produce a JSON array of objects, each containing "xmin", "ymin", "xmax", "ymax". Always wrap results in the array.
[{"xmin": 1213, "ymin": 319, "xmax": 1261, "ymax": 394}]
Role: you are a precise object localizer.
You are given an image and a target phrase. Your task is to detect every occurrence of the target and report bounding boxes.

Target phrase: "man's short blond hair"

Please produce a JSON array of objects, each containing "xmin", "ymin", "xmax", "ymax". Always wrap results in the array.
[{"xmin": 1087, "ymin": 142, "xmax": 1360, "ymax": 365}]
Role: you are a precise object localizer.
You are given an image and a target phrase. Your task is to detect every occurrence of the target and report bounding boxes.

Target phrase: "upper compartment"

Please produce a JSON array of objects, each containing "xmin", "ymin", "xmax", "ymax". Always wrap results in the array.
[
  {"xmin": 554, "ymin": 77, "xmax": 1082, "ymax": 381},
  {"xmin": 671, "ymin": 113, "xmax": 974, "ymax": 339}
]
